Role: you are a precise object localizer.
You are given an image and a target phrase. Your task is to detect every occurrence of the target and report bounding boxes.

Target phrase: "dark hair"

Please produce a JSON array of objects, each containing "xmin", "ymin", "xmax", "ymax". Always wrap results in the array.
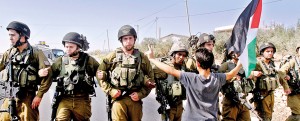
[{"xmin": 195, "ymin": 48, "xmax": 214, "ymax": 70}]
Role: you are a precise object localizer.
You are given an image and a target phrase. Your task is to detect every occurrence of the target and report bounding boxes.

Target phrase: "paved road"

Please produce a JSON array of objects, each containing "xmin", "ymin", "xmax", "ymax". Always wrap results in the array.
[{"xmin": 39, "ymin": 82, "xmax": 161, "ymax": 121}]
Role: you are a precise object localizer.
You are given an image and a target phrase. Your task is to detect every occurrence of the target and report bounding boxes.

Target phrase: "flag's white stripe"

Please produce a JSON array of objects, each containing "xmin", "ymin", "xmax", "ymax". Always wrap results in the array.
[{"xmin": 239, "ymin": 29, "xmax": 258, "ymax": 77}]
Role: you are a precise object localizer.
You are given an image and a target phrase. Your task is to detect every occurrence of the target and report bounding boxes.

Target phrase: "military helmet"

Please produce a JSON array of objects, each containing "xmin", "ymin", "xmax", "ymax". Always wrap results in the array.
[
  {"xmin": 259, "ymin": 42, "xmax": 276, "ymax": 55},
  {"xmin": 118, "ymin": 25, "xmax": 137, "ymax": 41},
  {"xmin": 6, "ymin": 21, "xmax": 30, "ymax": 39},
  {"xmin": 62, "ymin": 32, "xmax": 83, "ymax": 48},
  {"xmin": 198, "ymin": 33, "xmax": 215, "ymax": 46},
  {"xmin": 169, "ymin": 41, "xmax": 189, "ymax": 56},
  {"xmin": 188, "ymin": 35, "xmax": 199, "ymax": 51}
]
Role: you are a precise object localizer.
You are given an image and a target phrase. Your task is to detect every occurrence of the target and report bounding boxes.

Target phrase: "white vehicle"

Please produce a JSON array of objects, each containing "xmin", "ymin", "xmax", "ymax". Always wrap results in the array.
[{"xmin": 34, "ymin": 41, "xmax": 64, "ymax": 64}]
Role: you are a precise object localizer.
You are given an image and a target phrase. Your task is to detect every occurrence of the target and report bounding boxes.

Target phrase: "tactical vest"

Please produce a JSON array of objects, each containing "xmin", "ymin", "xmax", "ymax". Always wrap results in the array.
[
  {"xmin": 221, "ymin": 61, "xmax": 255, "ymax": 99},
  {"xmin": 59, "ymin": 53, "xmax": 95, "ymax": 95},
  {"xmin": 156, "ymin": 59, "xmax": 186, "ymax": 105},
  {"xmin": 257, "ymin": 60, "xmax": 279, "ymax": 91},
  {"xmin": 2, "ymin": 47, "xmax": 39, "ymax": 91},
  {"xmin": 109, "ymin": 49, "xmax": 144, "ymax": 90},
  {"xmin": 287, "ymin": 57, "xmax": 300, "ymax": 95}
]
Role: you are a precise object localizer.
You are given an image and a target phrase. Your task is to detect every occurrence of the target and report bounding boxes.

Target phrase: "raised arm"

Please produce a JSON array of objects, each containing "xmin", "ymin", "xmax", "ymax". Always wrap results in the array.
[
  {"xmin": 225, "ymin": 61, "xmax": 243, "ymax": 81},
  {"xmin": 145, "ymin": 45, "xmax": 181, "ymax": 79}
]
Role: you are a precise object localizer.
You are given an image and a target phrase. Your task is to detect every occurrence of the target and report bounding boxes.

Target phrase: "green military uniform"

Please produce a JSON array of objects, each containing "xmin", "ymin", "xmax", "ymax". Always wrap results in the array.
[
  {"xmin": 186, "ymin": 57, "xmax": 218, "ymax": 73},
  {"xmin": 158, "ymin": 61, "xmax": 185, "ymax": 121},
  {"xmin": 252, "ymin": 58, "xmax": 281, "ymax": 121},
  {"xmin": 0, "ymin": 45, "xmax": 52, "ymax": 121},
  {"xmin": 51, "ymin": 51, "xmax": 99, "ymax": 121},
  {"xmin": 97, "ymin": 48, "xmax": 154, "ymax": 121},
  {"xmin": 279, "ymin": 55, "xmax": 300, "ymax": 121},
  {"xmin": 186, "ymin": 33, "xmax": 217, "ymax": 73},
  {"xmin": 219, "ymin": 61, "xmax": 251, "ymax": 121}
]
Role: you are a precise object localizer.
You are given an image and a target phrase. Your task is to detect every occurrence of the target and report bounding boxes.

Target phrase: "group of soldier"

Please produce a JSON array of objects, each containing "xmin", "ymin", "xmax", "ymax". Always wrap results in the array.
[{"xmin": 0, "ymin": 20, "xmax": 299, "ymax": 121}]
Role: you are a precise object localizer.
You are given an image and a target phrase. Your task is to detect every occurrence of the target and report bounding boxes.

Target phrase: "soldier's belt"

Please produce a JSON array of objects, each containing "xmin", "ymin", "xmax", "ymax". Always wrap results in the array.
[
  {"xmin": 259, "ymin": 90, "xmax": 273, "ymax": 96},
  {"xmin": 63, "ymin": 93, "xmax": 89, "ymax": 97}
]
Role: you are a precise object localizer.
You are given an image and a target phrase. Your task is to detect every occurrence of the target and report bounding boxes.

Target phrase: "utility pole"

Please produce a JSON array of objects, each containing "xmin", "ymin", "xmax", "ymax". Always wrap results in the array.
[
  {"xmin": 135, "ymin": 25, "xmax": 139, "ymax": 43},
  {"xmin": 185, "ymin": 0, "xmax": 192, "ymax": 36},
  {"xmin": 106, "ymin": 29, "xmax": 110, "ymax": 51},
  {"xmin": 103, "ymin": 39, "xmax": 106, "ymax": 51},
  {"xmin": 159, "ymin": 27, "xmax": 161, "ymax": 40},
  {"xmin": 155, "ymin": 17, "xmax": 159, "ymax": 40}
]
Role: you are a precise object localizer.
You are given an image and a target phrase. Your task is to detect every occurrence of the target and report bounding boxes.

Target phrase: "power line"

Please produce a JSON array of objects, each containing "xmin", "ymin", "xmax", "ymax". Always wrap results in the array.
[
  {"xmin": 141, "ymin": 19, "xmax": 157, "ymax": 37},
  {"xmin": 94, "ymin": 1, "xmax": 182, "ymax": 41},
  {"xmin": 133, "ymin": 1, "xmax": 182, "ymax": 23},
  {"xmin": 139, "ymin": 18, "xmax": 158, "ymax": 30},
  {"xmin": 159, "ymin": 0, "xmax": 284, "ymax": 19}
]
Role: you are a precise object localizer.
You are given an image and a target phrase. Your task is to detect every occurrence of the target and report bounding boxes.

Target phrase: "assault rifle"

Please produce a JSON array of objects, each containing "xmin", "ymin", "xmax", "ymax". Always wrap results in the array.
[
  {"xmin": 106, "ymin": 94, "xmax": 112, "ymax": 121},
  {"xmin": 238, "ymin": 93, "xmax": 262, "ymax": 120},
  {"xmin": 155, "ymin": 80, "xmax": 169, "ymax": 121},
  {"xmin": 0, "ymin": 58, "xmax": 19, "ymax": 121},
  {"xmin": 50, "ymin": 77, "xmax": 64, "ymax": 121}
]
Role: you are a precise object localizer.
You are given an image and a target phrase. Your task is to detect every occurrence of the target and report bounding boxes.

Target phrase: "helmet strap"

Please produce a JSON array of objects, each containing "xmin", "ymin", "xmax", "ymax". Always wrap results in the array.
[
  {"xmin": 13, "ymin": 33, "xmax": 27, "ymax": 48},
  {"xmin": 69, "ymin": 49, "xmax": 80, "ymax": 57}
]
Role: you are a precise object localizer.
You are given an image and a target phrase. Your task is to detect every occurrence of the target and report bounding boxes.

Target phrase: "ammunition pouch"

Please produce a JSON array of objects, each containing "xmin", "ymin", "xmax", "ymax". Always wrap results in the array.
[
  {"xmin": 25, "ymin": 65, "xmax": 39, "ymax": 91},
  {"xmin": 110, "ymin": 66, "xmax": 143, "ymax": 89},
  {"xmin": 258, "ymin": 75, "xmax": 278, "ymax": 91},
  {"xmin": 157, "ymin": 79, "xmax": 186, "ymax": 106},
  {"xmin": 169, "ymin": 82, "xmax": 182, "ymax": 97},
  {"xmin": 222, "ymin": 78, "xmax": 255, "ymax": 96},
  {"xmin": 109, "ymin": 49, "xmax": 143, "ymax": 89},
  {"xmin": 6, "ymin": 64, "xmax": 39, "ymax": 91},
  {"xmin": 62, "ymin": 77, "xmax": 95, "ymax": 96},
  {"xmin": 242, "ymin": 78, "xmax": 255, "ymax": 93},
  {"xmin": 60, "ymin": 53, "xmax": 97, "ymax": 96}
]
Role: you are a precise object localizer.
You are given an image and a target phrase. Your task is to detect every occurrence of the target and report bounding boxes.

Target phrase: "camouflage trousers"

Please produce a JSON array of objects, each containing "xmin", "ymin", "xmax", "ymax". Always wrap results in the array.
[
  {"xmin": 56, "ymin": 95, "xmax": 91, "ymax": 121},
  {"xmin": 287, "ymin": 94, "xmax": 300, "ymax": 115},
  {"xmin": 286, "ymin": 94, "xmax": 300, "ymax": 121},
  {"xmin": 112, "ymin": 96, "xmax": 143, "ymax": 121},
  {"xmin": 0, "ymin": 93, "xmax": 38, "ymax": 121},
  {"xmin": 221, "ymin": 97, "xmax": 250, "ymax": 121},
  {"xmin": 161, "ymin": 102, "xmax": 183, "ymax": 121},
  {"xmin": 254, "ymin": 92, "xmax": 274, "ymax": 121}
]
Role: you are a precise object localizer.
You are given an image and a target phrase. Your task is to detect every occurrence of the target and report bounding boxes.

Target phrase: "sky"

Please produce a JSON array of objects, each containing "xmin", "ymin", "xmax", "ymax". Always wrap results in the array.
[{"xmin": 0, "ymin": 0, "xmax": 299, "ymax": 53}]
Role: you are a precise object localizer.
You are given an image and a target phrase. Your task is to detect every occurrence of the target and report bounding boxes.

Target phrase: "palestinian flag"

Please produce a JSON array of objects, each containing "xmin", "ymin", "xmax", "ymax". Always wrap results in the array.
[{"xmin": 226, "ymin": 0, "xmax": 262, "ymax": 77}]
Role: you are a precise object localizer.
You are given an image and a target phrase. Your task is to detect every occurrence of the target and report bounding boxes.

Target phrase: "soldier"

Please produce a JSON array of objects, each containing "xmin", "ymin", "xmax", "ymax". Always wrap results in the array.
[
  {"xmin": 186, "ymin": 33, "xmax": 217, "ymax": 73},
  {"xmin": 38, "ymin": 32, "xmax": 99, "ymax": 120},
  {"xmin": 0, "ymin": 21, "xmax": 52, "ymax": 120},
  {"xmin": 146, "ymin": 46, "xmax": 243, "ymax": 121},
  {"xmin": 219, "ymin": 51, "xmax": 254, "ymax": 121},
  {"xmin": 155, "ymin": 41, "xmax": 188, "ymax": 121},
  {"xmin": 186, "ymin": 33, "xmax": 221, "ymax": 119},
  {"xmin": 96, "ymin": 25, "xmax": 154, "ymax": 121},
  {"xmin": 250, "ymin": 42, "xmax": 281, "ymax": 121},
  {"xmin": 279, "ymin": 43, "xmax": 300, "ymax": 121}
]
